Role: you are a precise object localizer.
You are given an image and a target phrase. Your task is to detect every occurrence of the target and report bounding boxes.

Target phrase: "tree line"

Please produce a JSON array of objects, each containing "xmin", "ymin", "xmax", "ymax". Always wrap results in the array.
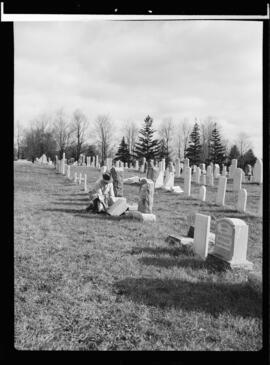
[{"xmin": 14, "ymin": 110, "xmax": 257, "ymax": 170}]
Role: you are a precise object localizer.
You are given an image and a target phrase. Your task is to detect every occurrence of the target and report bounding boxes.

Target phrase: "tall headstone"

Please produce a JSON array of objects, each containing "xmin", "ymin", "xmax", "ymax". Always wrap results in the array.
[
  {"xmin": 206, "ymin": 165, "xmax": 212, "ymax": 177},
  {"xmin": 236, "ymin": 188, "xmax": 247, "ymax": 212},
  {"xmin": 214, "ymin": 164, "xmax": 220, "ymax": 178},
  {"xmin": 163, "ymin": 168, "xmax": 175, "ymax": 190},
  {"xmin": 154, "ymin": 170, "xmax": 164, "ymax": 189},
  {"xmin": 222, "ymin": 165, "xmax": 227, "ymax": 177},
  {"xmin": 95, "ymin": 155, "xmax": 99, "ymax": 168},
  {"xmin": 201, "ymin": 174, "xmax": 206, "ymax": 185},
  {"xmin": 74, "ymin": 172, "xmax": 78, "ymax": 184},
  {"xmin": 199, "ymin": 185, "xmax": 206, "ymax": 201},
  {"xmin": 230, "ymin": 159, "xmax": 238, "ymax": 178},
  {"xmin": 138, "ymin": 178, "xmax": 154, "ymax": 214},
  {"xmin": 184, "ymin": 167, "xmax": 191, "ymax": 196},
  {"xmin": 195, "ymin": 167, "xmax": 201, "ymax": 184},
  {"xmin": 210, "ymin": 218, "xmax": 253, "ymax": 270},
  {"xmin": 161, "ymin": 158, "xmax": 166, "ymax": 172},
  {"xmin": 193, "ymin": 213, "xmax": 211, "ymax": 260},
  {"xmin": 79, "ymin": 173, "xmax": 82, "ymax": 184},
  {"xmin": 175, "ymin": 158, "xmax": 181, "ymax": 178},
  {"xmin": 233, "ymin": 168, "xmax": 242, "ymax": 191},
  {"xmin": 135, "ymin": 160, "xmax": 139, "ymax": 170},
  {"xmin": 110, "ymin": 166, "xmax": 124, "ymax": 197},
  {"xmin": 216, "ymin": 176, "xmax": 227, "ymax": 206},
  {"xmin": 207, "ymin": 174, "xmax": 214, "ymax": 187},
  {"xmin": 67, "ymin": 165, "xmax": 71, "ymax": 179},
  {"xmin": 84, "ymin": 174, "xmax": 88, "ymax": 192},
  {"xmin": 253, "ymin": 158, "xmax": 263, "ymax": 184}
]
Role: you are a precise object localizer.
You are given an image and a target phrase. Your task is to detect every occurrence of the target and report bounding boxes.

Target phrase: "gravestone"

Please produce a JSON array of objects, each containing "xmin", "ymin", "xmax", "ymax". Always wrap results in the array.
[
  {"xmin": 184, "ymin": 167, "xmax": 191, "ymax": 196},
  {"xmin": 146, "ymin": 162, "xmax": 160, "ymax": 184},
  {"xmin": 222, "ymin": 165, "xmax": 227, "ymax": 177},
  {"xmin": 230, "ymin": 159, "xmax": 237, "ymax": 178},
  {"xmin": 95, "ymin": 155, "xmax": 99, "ymax": 168},
  {"xmin": 206, "ymin": 165, "xmax": 212, "ymax": 177},
  {"xmin": 253, "ymin": 158, "xmax": 263, "ymax": 184},
  {"xmin": 83, "ymin": 174, "xmax": 87, "ymax": 192},
  {"xmin": 193, "ymin": 213, "xmax": 211, "ymax": 260},
  {"xmin": 199, "ymin": 185, "xmax": 206, "ymax": 201},
  {"xmin": 107, "ymin": 197, "xmax": 128, "ymax": 216},
  {"xmin": 201, "ymin": 174, "xmax": 206, "ymax": 185},
  {"xmin": 233, "ymin": 168, "xmax": 242, "ymax": 191},
  {"xmin": 175, "ymin": 158, "xmax": 181, "ymax": 177},
  {"xmin": 207, "ymin": 174, "xmax": 214, "ymax": 187},
  {"xmin": 79, "ymin": 173, "xmax": 82, "ymax": 184},
  {"xmin": 236, "ymin": 188, "xmax": 247, "ymax": 212},
  {"xmin": 154, "ymin": 170, "xmax": 164, "ymax": 189},
  {"xmin": 135, "ymin": 160, "xmax": 139, "ymax": 170},
  {"xmin": 214, "ymin": 164, "xmax": 220, "ymax": 178},
  {"xmin": 110, "ymin": 166, "xmax": 124, "ymax": 197},
  {"xmin": 138, "ymin": 178, "xmax": 154, "ymax": 214},
  {"xmin": 195, "ymin": 167, "xmax": 201, "ymax": 184},
  {"xmin": 163, "ymin": 169, "xmax": 175, "ymax": 190},
  {"xmin": 67, "ymin": 165, "xmax": 71, "ymax": 179},
  {"xmin": 216, "ymin": 176, "xmax": 227, "ymax": 206},
  {"xmin": 210, "ymin": 218, "xmax": 253, "ymax": 270},
  {"xmin": 74, "ymin": 172, "xmax": 78, "ymax": 183}
]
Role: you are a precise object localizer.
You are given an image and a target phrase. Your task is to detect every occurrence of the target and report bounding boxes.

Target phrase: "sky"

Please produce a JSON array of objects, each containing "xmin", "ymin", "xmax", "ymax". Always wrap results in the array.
[{"xmin": 14, "ymin": 20, "xmax": 262, "ymax": 157}]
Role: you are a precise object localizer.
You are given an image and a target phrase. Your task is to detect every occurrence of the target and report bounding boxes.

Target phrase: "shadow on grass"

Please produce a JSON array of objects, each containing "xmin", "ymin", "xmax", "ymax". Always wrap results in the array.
[
  {"xmin": 52, "ymin": 201, "xmax": 88, "ymax": 206},
  {"xmin": 42, "ymin": 208, "xmax": 87, "ymax": 214},
  {"xmin": 55, "ymin": 198, "xmax": 89, "ymax": 202},
  {"xmin": 113, "ymin": 277, "xmax": 261, "ymax": 318},
  {"xmin": 138, "ymin": 255, "xmax": 229, "ymax": 273},
  {"xmin": 127, "ymin": 246, "xmax": 183, "ymax": 256},
  {"xmin": 42, "ymin": 208, "xmax": 125, "ymax": 221}
]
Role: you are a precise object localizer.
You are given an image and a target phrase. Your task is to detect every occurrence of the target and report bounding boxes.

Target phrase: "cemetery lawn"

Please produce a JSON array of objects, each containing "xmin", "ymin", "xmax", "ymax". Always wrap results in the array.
[{"xmin": 14, "ymin": 162, "xmax": 262, "ymax": 351}]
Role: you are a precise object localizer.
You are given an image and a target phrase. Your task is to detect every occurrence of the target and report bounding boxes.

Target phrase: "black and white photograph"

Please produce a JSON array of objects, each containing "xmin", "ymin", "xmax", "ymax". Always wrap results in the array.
[{"xmin": 9, "ymin": 5, "xmax": 267, "ymax": 353}]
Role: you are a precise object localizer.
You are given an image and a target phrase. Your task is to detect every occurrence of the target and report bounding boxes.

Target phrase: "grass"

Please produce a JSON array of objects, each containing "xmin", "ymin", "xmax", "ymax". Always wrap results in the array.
[{"xmin": 14, "ymin": 161, "xmax": 262, "ymax": 350}]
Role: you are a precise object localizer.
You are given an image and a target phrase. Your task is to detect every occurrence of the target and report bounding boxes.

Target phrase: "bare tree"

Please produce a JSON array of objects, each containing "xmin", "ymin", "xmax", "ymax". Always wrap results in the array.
[
  {"xmin": 159, "ymin": 117, "xmax": 174, "ymax": 161},
  {"xmin": 123, "ymin": 120, "xmax": 139, "ymax": 157},
  {"xmin": 70, "ymin": 109, "xmax": 88, "ymax": 161},
  {"xmin": 173, "ymin": 118, "xmax": 191, "ymax": 160},
  {"xmin": 94, "ymin": 114, "xmax": 113, "ymax": 164},
  {"xmin": 200, "ymin": 117, "xmax": 216, "ymax": 163},
  {"xmin": 53, "ymin": 108, "xmax": 73, "ymax": 159},
  {"xmin": 236, "ymin": 132, "xmax": 253, "ymax": 157}
]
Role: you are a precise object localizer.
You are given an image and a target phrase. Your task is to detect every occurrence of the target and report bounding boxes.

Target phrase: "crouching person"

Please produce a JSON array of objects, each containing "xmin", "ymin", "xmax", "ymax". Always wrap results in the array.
[{"xmin": 86, "ymin": 172, "xmax": 115, "ymax": 213}]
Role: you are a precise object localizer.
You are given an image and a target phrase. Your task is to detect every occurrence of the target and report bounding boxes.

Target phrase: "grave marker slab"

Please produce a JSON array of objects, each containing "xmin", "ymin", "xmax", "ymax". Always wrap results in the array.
[
  {"xmin": 216, "ymin": 176, "xmax": 227, "ymax": 206},
  {"xmin": 236, "ymin": 188, "xmax": 247, "ymax": 212},
  {"xmin": 210, "ymin": 218, "xmax": 253, "ymax": 270},
  {"xmin": 193, "ymin": 213, "xmax": 211, "ymax": 260}
]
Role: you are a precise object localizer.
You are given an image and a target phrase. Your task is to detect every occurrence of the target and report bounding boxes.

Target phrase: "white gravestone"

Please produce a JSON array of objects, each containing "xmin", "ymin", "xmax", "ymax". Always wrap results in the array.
[
  {"xmin": 230, "ymin": 159, "xmax": 238, "ymax": 178},
  {"xmin": 201, "ymin": 174, "xmax": 206, "ymax": 185},
  {"xmin": 79, "ymin": 173, "xmax": 82, "ymax": 184},
  {"xmin": 199, "ymin": 185, "xmax": 206, "ymax": 201},
  {"xmin": 193, "ymin": 213, "xmax": 211, "ymax": 260},
  {"xmin": 214, "ymin": 164, "xmax": 220, "ymax": 178},
  {"xmin": 67, "ymin": 165, "xmax": 70, "ymax": 179},
  {"xmin": 175, "ymin": 158, "xmax": 181, "ymax": 177},
  {"xmin": 74, "ymin": 172, "xmax": 78, "ymax": 184},
  {"xmin": 233, "ymin": 168, "xmax": 242, "ymax": 191},
  {"xmin": 135, "ymin": 160, "xmax": 139, "ymax": 170},
  {"xmin": 206, "ymin": 165, "xmax": 212, "ymax": 177},
  {"xmin": 84, "ymin": 174, "xmax": 88, "ymax": 192},
  {"xmin": 195, "ymin": 167, "xmax": 201, "ymax": 184},
  {"xmin": 216, "ymin": 176, "xmax": 227, "ymax": 206},
  {"xmin": 163, "ymin": 170, "xmax": 175, "ymax": 190},
  {"xmin": 253, "ymin": 158, "xmax": 263, "ymax": 184},
  {"xmin": 222, "ymin": 165, "xmax": 227, "ymax": 177},
  {"xmin": 236, "ymin": 188, "xmax": 247, "ymax": 212},
  {"xmin": 207, "ymin": 174, "xmax": 214, "ymax": 187},
  {"xmin": 184, "ymin": 167, "xmax": 191, "ymax": 196},
  {"xmin": 210, "ymin": 218, "xmax": 253, "ymax": 270},
  {"xmin": 155, "ymin": 170, "xmax": 164, "ymax": 189}
]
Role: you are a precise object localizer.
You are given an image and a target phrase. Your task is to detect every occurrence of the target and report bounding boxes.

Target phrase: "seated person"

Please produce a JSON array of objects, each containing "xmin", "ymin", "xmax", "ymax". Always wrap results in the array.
[{"xmin": 86, "ymin": 172, "xmax": 115, "ymax": 213}]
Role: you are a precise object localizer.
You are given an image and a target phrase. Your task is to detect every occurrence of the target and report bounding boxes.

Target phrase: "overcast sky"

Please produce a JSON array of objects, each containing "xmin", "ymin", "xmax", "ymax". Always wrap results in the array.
[{"xmin": 14, "ymin": 21, "xmax": 262, "ymax": 157}]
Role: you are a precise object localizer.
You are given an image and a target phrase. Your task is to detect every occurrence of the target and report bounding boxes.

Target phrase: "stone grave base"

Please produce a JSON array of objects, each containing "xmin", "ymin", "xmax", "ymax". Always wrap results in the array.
[
  {"xmin": 124, "ymin": 211, "xmax": 156, "ymax": 222},
  {"xmin": 208, "ymin": 253, "xmax": 254, "ymax": 271},
  {"xmin": 107, "ymin": 198, "xmax": 128, "ymax": 216}
]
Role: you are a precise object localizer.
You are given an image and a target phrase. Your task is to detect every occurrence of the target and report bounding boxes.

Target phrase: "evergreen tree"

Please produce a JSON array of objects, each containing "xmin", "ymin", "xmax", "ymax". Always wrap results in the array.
[
  {"xmin": 228, "ymin": 144, "xmax": 241, "ymax": 163},
  {"xmin": 208, "ymin": 124, "xmax": 226, "ymax": 165},
  {"xmin": 242, "ymin": 148, "xmax": 257, "ymax": 169},
  {"xmin": 115, "ymin": 137, "xmax": 131, "ymax": 164},
  {"xmin": 157, "ymin": 138, "xmax": 172, "ymax": 166},
  {"xmin": 134, "ymin": 115, "xmax": 160, "ymax": 161},
  {"xmin": 185, "ymin": 122, "xmax": 202, "ymax": 165}
]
